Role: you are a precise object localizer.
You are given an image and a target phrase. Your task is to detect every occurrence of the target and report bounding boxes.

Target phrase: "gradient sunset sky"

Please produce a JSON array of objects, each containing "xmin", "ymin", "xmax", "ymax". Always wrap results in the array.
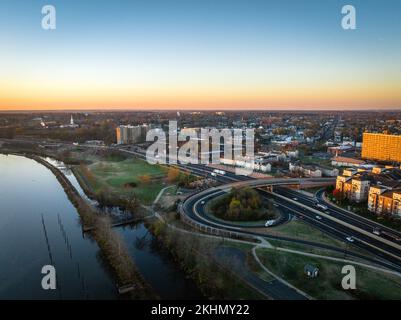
[{"xmin": 1, "ymin": 0, "xmax": 401, "ymax": 111}]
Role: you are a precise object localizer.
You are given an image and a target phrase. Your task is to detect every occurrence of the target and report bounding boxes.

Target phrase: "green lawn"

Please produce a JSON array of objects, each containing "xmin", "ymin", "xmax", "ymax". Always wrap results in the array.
[
  {"xmin": 82, "ymin": 158, "xmax": 168, "ymax": 204},
  {"xmin": 264, "ymin": 229, "xmax": 378, "ymax": 261},
  {"xmin": 266, "ymin": 219, "xmax": 348, "ymax": 249},
  {"xmin": 256, "ymin": 248, "xmax": 401, "ymax": 300}
]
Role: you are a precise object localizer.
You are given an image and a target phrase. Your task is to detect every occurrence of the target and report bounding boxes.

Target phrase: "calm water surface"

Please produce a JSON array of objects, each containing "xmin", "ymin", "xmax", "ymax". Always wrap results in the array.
[{"xmin": 0, "ymin": 154, "xmax": 202, "ymax": 299}]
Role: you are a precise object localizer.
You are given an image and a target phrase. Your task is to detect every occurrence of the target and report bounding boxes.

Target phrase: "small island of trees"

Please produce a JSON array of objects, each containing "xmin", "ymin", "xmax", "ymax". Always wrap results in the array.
[{"xmin": 211, "ymin": 187, "xmax": 274, "ymax": 221}]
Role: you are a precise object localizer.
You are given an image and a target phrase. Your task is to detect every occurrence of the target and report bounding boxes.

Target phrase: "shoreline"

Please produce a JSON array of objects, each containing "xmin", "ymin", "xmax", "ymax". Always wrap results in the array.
[{"xmin": 0, "ymin": 151, "xmax": 158, "ymax": 299}]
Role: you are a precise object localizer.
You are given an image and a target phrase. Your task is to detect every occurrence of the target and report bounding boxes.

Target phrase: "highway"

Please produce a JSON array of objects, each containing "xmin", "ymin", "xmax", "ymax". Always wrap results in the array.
[
  {"xmin": 267, "ymin": 189, "xmax": 401, "ymax": 269},
  {"xmin": 276, "ymin": 187, "xmax": 401, "ymax": 243},
  {"xmin": 316, "ymin": 189, "xmax": 401, "ymax": 241},
  {"xmin": 119, "ymin": 147, "xmax": 401, "ymax": 271}
]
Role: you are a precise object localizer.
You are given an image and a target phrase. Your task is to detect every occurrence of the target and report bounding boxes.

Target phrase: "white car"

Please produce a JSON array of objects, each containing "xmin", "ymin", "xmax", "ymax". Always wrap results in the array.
[
  {"xmin": 315, "ymin": 215, "xmax": 322, "ymax": 220},
  {"xmin": 293, "ymin": 197, "xmax": 298, "ymax": 201},
  {"xmin": 273, "ymin": 203, "xmax": 279, "ymax": 208},
  {"xmin": 201, "ymin": 201, "xmax": 205, "ymax": 205},
  {"xmin": 373, "ymin": 228, "xmax": 381, "ymax": 236},
  {"xmin": 346, "ymin": 236, "xmax": 355, "ymax": 243},
  {"xmin": 316, "ymin": 204, "xmax": 328, "ymax": 211},
  {"xmin": 265, "ymin": 220, "xmax": 275, "ymax": 227}
]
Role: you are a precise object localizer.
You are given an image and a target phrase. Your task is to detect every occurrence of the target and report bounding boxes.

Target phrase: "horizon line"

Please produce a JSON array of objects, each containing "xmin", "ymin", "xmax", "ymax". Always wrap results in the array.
[{"xmin": 1, "ymin": 107, "xmax": 401, "ymax": 113}]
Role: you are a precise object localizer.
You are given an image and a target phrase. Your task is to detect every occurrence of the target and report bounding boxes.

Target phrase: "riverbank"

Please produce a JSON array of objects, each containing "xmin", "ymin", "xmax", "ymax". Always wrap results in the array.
[
  {"xmin": 0, "ymin": 151, "xmax": 157, "ymax": 299},
  {"xmin": 147, "ymin": 216, "xmax": 265, "ymax": 299}
]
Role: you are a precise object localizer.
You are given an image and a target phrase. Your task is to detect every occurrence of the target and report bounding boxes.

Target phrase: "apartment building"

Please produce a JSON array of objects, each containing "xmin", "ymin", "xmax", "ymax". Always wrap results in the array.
[
  {"xmin": 362, "ymin": 132, "xmax": 401, "ymax": 163},
  {"xmin": 336, "ymin": 165, "xmax": 401, "ymax": 215},
  {"xmin": 116, "ymin": 124, "xmax": 150, "ymax": 144},
  {"xmin": 368, "ymin": 181, "xmax": 401, "ymax": 216},
  {"xmin": 336, "ymin": 174, "xmax": 371, "ymax": 203}
]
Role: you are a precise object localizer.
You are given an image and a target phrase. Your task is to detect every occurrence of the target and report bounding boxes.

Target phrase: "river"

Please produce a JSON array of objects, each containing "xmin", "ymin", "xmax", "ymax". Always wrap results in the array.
[{"xmin": 0, "ymin": 154, "xmax": 202, "ymax": 299}]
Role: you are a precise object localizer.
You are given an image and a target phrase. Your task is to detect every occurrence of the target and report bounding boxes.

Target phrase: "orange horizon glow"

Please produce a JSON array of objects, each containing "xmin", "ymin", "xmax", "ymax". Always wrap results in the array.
[{"xmin": 2, "ymin": 81, "xmax": 401, "ymax": 111}]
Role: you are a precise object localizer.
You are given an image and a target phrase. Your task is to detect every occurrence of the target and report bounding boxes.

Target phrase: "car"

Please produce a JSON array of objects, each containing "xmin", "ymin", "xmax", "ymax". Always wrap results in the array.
[
  {"xmin": 373, "ymin": 228, "xmax": 381, "ymax": 236},
  {"xmin": 273, "ymin": 203, "xmax": 279, "ymax": 208},
  {"xmin": 315, "ymin": 215, "xmax": 322, "ymax": 220},
  {"xmin": 316, "ymin": 204, "xmax": 328, "ymax": 211},
  {"xmin": 265, "ymin": 220, "xmax": 275, "ymax": 227},
  {"xmin": 200, "ymin": 201, "xmax": 205, "ymax": 205},
  {"xmin": 346, "ymin": 236, "xmax": 354, "ymax": 243},
  {"xmin": 293, "ymin": 197, "xmax": 298, "ymax": 201}
]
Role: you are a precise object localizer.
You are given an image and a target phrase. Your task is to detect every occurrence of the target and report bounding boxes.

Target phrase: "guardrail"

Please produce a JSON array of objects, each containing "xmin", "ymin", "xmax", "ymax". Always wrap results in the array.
[{"xmin": 178, "ymin": 202, "xmax": 258, "ymax": 243}]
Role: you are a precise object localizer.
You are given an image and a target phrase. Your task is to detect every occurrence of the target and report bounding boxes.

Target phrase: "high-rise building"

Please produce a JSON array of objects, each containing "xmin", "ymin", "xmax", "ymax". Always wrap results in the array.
[
  {"xmin": 362, "ymin": 133, "xmax": 401, "ymax": 163},
  {"xmin": 116, "ymin": 124, "xmax": 151, "ymax": 144},
  {"xmin": 116, "ymin": 126, "xmax": 122, "ymax": 144}
]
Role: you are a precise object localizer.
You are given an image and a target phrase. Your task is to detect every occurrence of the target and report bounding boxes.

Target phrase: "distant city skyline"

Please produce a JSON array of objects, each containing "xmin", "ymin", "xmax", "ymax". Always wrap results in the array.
[{"xmin": 1, "ymin": 0, "xmax": 401, "ymax": 111}]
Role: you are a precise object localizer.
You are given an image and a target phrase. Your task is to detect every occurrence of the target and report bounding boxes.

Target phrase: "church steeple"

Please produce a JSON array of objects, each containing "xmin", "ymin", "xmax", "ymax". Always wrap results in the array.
[{"xmin": 70, "ymin": 115, "xmax": 74, "ymax": 126}]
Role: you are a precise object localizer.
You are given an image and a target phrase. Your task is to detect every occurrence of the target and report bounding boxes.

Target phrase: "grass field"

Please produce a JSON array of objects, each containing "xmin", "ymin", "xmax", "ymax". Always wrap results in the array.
[
  {"xmin": 78, "ymin": 158, "xmax": 168, "ymax": 204},
  {"xmin": 266, "ymin": 219, "xmax": 348, "ymax": 249},
  {"xmin": 256, "ymin": 248, "xmax": 401, "ymax": 300}
]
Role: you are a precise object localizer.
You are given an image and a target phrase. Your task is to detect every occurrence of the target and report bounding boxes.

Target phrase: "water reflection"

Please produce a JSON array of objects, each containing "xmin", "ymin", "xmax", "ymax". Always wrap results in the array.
[
  {"xmin": 0, "ymin": 154, "xmax": 203, "ymax": 300},
  {"xmin": 0, "ymin": 154, "xmax": 116, "ymax": 299}
]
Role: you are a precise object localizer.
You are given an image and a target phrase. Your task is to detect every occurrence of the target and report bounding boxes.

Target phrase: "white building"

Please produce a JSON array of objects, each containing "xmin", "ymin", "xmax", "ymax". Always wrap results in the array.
[
  {"xmin": 60, "ymin": 115, "xmax": 79, "ymax": 129},
  {"xmin": 289, "ymin": 163, "xmax": 322, "ymax": 178},
  {"xmin": 220, "ymin": 157, "xmax": 272, "ymax": 173},
  {"xmin": 331, "ymin": 156, "xmax": 365, "ymax": 168}
]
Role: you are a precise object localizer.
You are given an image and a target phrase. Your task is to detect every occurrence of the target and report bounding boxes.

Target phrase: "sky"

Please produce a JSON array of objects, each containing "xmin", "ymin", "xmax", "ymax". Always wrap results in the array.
[{"xmin": 1, "ymin": 0, "xmax": 401, "ymax": 111}]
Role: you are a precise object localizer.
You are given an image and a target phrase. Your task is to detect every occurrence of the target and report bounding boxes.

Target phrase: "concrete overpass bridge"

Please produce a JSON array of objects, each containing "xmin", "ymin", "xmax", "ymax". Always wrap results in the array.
[{"xmin": 213, "ymin": 177, "xmax": 335, "ymax": 192}]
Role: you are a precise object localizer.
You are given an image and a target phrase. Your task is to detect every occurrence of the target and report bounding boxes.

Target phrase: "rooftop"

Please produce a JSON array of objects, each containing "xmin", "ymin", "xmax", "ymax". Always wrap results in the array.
[{"xmin": 332, "ymin": 156, "xmax": 365, "ymax": 165}]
